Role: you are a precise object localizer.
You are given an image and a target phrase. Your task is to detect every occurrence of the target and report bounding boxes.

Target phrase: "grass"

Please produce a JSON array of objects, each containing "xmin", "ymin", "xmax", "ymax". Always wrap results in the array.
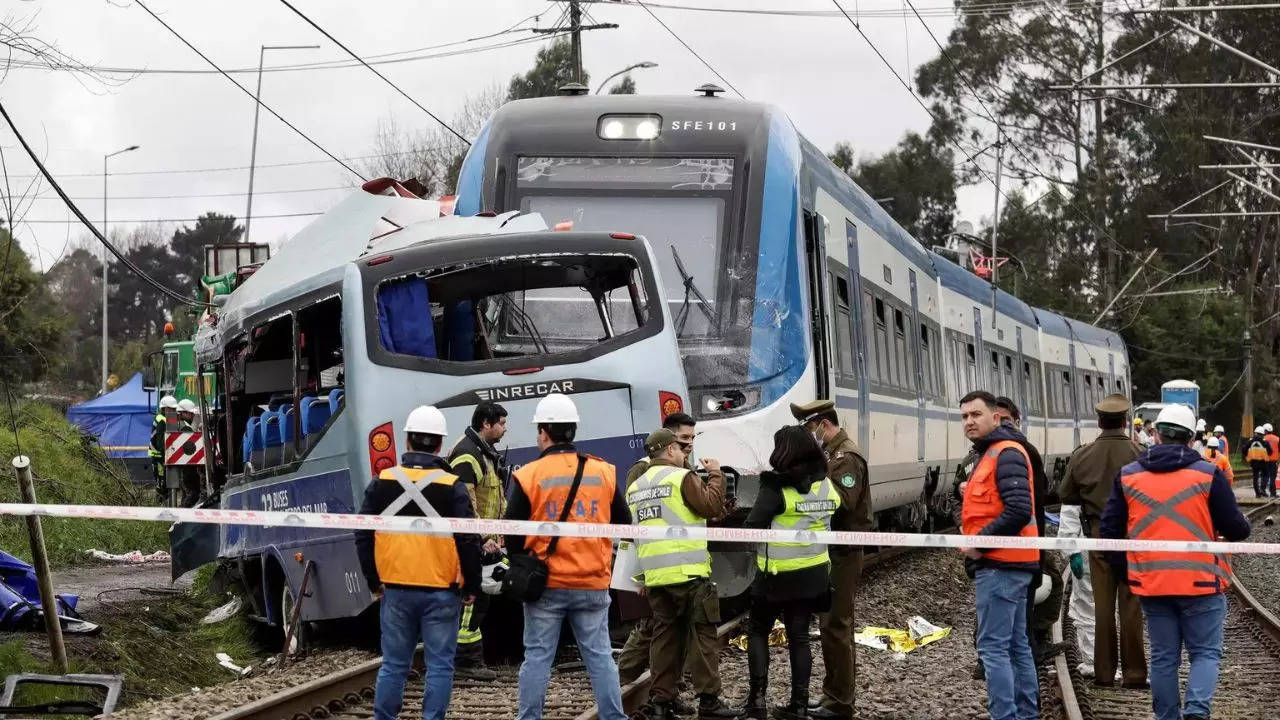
[{"xmin": 0, "ymin": 401, "xmax": 168, "ymax": 566}]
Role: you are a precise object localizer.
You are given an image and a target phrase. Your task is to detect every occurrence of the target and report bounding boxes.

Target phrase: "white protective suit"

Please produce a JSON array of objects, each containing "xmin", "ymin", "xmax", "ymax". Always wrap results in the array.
[{"xmin": 1058, "ymin": 504, "xmax": 1096, "ymax": 676}]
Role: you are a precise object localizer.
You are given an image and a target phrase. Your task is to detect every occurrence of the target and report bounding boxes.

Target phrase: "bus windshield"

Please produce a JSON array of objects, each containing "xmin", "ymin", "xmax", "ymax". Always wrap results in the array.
[{"xmin": 514, "ymin": 157, "xmax": 754, "ymax": 390}]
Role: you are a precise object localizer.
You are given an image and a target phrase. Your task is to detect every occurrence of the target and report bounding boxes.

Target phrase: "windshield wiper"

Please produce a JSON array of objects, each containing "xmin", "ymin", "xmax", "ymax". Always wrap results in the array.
[{"xmin": 670, "ymin": 246, "xmax": 720, "ymax": 336}]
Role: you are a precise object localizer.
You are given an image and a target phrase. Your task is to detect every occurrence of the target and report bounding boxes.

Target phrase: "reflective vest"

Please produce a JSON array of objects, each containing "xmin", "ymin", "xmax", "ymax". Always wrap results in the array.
[
  {"xmin": 961, "ymin": 440, "xmax": 1040, "ymax": 565},
  {"xmin": 450, "ymin": 444, "xmax": 505, "ymax": 520},
  {"xmin": 757, "ymin": 477, "xmax": 841, "ymax": 575},
  {"xmin": 1246, "ymin": 438, "xmax": 1269, "ymax": 462},
  {"xmin": 627, "ymin": 464, "xmax": 711, "ymax": 587},
  {"xmin": 514, "ymin": 450, "xmax": 617, "ymax": 590},
  {"xmin": 1216, "ymin": 436, "xmax": 1230, "ymax": 457},
  {"xmin": 150, "ymin": 413, "xmax": 166, "ymax": 458},
  {"xmin": 1122, "ymin": 461, "xmax": 1230, "ymax": 596},
  {"xmin": 1202, "ymin": 448, "xmax": 1233, "ymax": 483},
  {"xmin": 373, "ymin": 466, "xmax": 461, "ymax": 589},
  {"xmin": 1265, "ymin": 433, "xmax": 1280, "ymax": 462}
]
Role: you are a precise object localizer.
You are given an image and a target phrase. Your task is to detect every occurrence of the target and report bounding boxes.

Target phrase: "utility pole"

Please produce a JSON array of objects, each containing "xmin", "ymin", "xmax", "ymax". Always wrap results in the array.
[
  {"xmin": 1243, "ymin": 325, "xmax": 1254, "ymax": 447},
  {"xmin": 535, "ymin": 1, "xmax": 618, "ymax": 83},
  {"xmin": 13, "ymin": 456, "xmax": 67, "ymax": 673},
  {"xmin": 990, "ymin": 139, "xmax": 1004, "ymax": 329},
  {"xmin": 1095, "ymin": 0, "xmax": 1114, "ymax": 304}
]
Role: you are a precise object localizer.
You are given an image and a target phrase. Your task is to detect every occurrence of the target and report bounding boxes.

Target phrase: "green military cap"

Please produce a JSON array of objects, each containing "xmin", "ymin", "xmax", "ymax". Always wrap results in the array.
[
  {"xmin": 645, "ymin": 428, "xmax": 678, "ymax": 457},
  {"xmin": 790, "ymin": 399, "xmax": 836, "ymax": 424},
  {"xmin": 1096, "ymin": 393, "xmax": 1131, "ymax": 415}
]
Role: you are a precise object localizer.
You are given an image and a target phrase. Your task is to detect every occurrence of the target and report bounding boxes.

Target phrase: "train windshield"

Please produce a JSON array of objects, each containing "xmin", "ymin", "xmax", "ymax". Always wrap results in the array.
[{"xmin": 514, "ymin": 156, "xmax": 754, "ymax": 390}]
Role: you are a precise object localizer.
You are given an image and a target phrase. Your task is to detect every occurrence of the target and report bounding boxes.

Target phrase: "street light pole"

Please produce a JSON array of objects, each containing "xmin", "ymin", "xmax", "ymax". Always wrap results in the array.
[
  {"xmin": 594, "ymin": 61, "xmax": 658, "ymax": 94},
  {"xmin": 102, "ymin": 144, "xmax": 139, "ymax": 395},
  {"xmin": 245, "ymin": 44, "xmax": 319, "ymax": 243}
]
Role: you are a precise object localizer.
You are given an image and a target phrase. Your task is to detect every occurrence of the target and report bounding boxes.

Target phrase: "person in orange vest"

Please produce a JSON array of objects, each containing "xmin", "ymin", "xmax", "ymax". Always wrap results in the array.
[
  {"xmin": 1211, "ymin": 425, "xmax": 1229, "ymax": 457},
  {"xmin": 502, "ymin": 393, "xmax": 630, "ymax": 720},
  {"xmin": 1100, "ymin": 403, "xmax": 1250, "ymax": 720},
  {"xmin": 957, "ymin": 390, "xmax": 1039, "ymax": 720},
  {"xmin": 1263, "ymin": 423, "xmax": 1280, "ymax": 498},
  {"xmin": 1202, "ymin": 437, "xmax": 1233, "ymax": 484},
  {"xmin": 354, "ymin": 406, "xmax": 483, "ymax": 720}
]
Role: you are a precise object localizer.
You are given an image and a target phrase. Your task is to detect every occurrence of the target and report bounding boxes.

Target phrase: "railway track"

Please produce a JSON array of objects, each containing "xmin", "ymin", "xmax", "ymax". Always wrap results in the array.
[{"xmin": 1054, "ymin": 500, "xmax": 1280, "ymax": 720}]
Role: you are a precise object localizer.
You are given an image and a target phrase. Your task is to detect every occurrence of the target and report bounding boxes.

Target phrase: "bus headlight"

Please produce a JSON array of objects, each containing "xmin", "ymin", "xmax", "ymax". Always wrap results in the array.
[
  {"xmin": 700, "ymin": 386, "xmax": 761, "ymax": 417},
  {"xmin": 596, "ymin": 114, "xmax": 662, "ymax": 141}
]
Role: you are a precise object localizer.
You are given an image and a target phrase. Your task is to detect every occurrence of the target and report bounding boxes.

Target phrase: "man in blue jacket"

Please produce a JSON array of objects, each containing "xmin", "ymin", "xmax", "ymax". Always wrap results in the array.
[{"xmin": 958, "ymin": 390, "xmax": 1039, "ymax": 720}]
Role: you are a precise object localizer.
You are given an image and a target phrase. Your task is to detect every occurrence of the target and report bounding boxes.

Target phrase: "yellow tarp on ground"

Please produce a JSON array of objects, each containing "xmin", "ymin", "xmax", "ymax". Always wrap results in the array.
[{"xmin": 855, "ymin": 616, "xmax": 951, "ymax": 653}]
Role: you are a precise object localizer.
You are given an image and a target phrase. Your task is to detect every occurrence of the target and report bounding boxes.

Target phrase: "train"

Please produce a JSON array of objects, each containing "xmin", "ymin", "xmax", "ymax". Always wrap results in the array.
[{"xmin": 168, "ymin": 86, "xmax": 1129, "ymax": 650}]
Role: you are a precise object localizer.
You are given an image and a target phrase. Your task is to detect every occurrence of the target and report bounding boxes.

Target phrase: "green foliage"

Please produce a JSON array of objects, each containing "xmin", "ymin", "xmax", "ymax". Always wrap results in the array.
[
  {"xmin": 0, "ymin": 230, "xmax": 67, "ymax": 386},
  {"xmin": 607, "ymin": 74, "xmax": 637, "ymax": 95},
  {"xmin": 507, "ymin": 39, "xmax": 588, "ymax": 100},
  {"xmin": 0, "ymin": 402, "xmax": 167, "ymax": 566},
  {"xmin": 828, "ymin": 134, "xmax": 957, "ymax": 246}
]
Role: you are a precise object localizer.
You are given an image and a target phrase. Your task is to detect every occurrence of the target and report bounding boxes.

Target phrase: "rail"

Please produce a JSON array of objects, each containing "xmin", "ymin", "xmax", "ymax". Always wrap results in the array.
[{"xmin": 1053, "ymin": 498, "xmax": 1280, "ymax": 720}]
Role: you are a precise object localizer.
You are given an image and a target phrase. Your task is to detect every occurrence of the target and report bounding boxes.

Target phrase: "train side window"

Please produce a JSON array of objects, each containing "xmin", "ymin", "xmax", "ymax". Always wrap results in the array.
[
  {"xmin": 1003, "ymin": 355, "xmax": 1014, "ymax": 400},
  {"xmin": 873, "ymin": 297, "xmax": 893, "ymax": 388},
  {"xmin": 862, "ymin": 292, "xmax": 879, "ymax": 383},
  {"xmin": 1062, "ymin": 371, "xmax": 1073, "ymax": 416},
  {"xmin": 920, "ymin": 324, "xmax": 933, "ymax": 398},
  {"xmin": 989, "ymin": 351, "xmax": 1001, "ymax": 395},
  {"xmin": 965, "ymin": 342, "xmax": 977, "ymax": 394},
  {"xmin": 892, "ymin": 308, "xmax": 907, "ymax": 389},
  {"xmin": 1023, "ymin": 361, "xmax": 1034, "ymax": 414},
  {"xmin": 831, "ymin": 275, "xmax": 854, "ymax": 378}
]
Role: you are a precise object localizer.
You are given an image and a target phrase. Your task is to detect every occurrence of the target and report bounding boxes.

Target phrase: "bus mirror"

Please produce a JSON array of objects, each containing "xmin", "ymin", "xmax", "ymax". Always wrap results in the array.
[{"xmin": 142, "ymin": 365, "xmax": 157, "ymax": 391}]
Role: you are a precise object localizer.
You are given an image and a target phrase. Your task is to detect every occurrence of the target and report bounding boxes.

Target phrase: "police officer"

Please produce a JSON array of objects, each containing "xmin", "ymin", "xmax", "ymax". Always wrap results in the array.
[
  {"xmin": 1100, "ymin": 403, "xmax": 1250, "ymax": 720},
  {"xmin": 502, "ymin": 393, "xmax": 630, "ymax": 720},
  {"xmin": 628, "ymin": 429, "xmax": 738, "ymax": 720},
  {"xmin": 1058, "ymin": 393, "xmax": 1146, "ymax": 688},
  {"xmin": 448, "ymin": 400, "xmax": 510, "ymax": 681},
  {"xmin": 354, "ymin": 405, "xmax": 483, "ymax": 720},
  {"xmin": 790, "ymin": 399, "xmax": 870, "ymax": 720},
  {"xmin": 151, "ymin": 395, "xmax": 177, "ymax": 496}
]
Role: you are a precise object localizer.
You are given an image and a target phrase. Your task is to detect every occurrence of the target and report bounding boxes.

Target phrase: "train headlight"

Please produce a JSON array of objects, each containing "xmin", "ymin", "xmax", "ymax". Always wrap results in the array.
[
  {"xmin": 699, "ymin": 386, "xmax": 762, "ymax": 418},
  {"xmin": 596, "ymin": 114, "xmax": 663, "ymax": 141}
]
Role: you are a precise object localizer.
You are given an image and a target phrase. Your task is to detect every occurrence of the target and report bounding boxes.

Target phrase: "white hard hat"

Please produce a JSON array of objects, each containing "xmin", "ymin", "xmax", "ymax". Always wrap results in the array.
[
  {"xmin": 1256, "ymin": 426, "xmax": 1266, "ymax": 435},
  {"xmin": 1154, "ymin": 404, "xmax": 1196, "ymax": 435},
  {"xmin": 1196, "ymin": 418, "xmax": 1207, "ymax": 431},
  {"xmin": 1214, "ymin": 425, "xmax": 1225, "ymax": 434},
  {"xmin": 176, "ymin": 398, "xmax": 198, "ymax": 414},
  {"xmin": 159, "ymin": 395, "xmax": 178, "ymax": 409},
  {"xmin": 1267, "ymin": 423, "xmax": 1274, "ymax": 433},
  {"xmin": 1207, "ymin": 437, "xmax": 1220, "ymax": 449},
  {"xmin": 531, "ymin": 393, "xmax": 579, "ymax": 424},
  {"xmin": 404, "ymin": 405, "xmax": 447, "ymax": 436}
]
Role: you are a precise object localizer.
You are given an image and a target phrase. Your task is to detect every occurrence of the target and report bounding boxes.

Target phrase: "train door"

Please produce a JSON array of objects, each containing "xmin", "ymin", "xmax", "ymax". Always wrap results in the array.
[
  {"xmin": 1068, "ymin": 344, "xmax": 1081, "ymax": 447},
  {"xmin": 803, "ymin": 211, "xmax": 832, "ymax": 399},
  {"xmin": 908, "ymin": 270, "xmax": 925, "ymax": 461},
  {"xmin": 844, "ymin": 220, "xmax": 870, "ymax": 451},
  {"xmin": 1015, "ymin": 327, "xmax": 1027, "ymax": 431}
]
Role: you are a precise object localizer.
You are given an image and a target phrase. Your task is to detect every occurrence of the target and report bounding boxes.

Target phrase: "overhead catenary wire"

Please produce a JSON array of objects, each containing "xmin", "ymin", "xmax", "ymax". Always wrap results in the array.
[
  {"xmin": 132, "ymin": 0, "xmax": 364, "ymax": 181},
  {"xmin": 633, "ymin": 0, "xmax": 746, "ymax": 99},
  {"xmin": 3, "ymin": 148, "xmax": 456, "ymax": 180},
  {"xmin": 586, "ymin": 0, "xmax": 1151, "ymax": 19},
  {"xmin": 275, "ymin": 0, "xmax": 470, "ymax": 146},
  {"xmin": 0, "ymin": 98, "xmax": 204, "ymax": 308},
  {"xmin": 18, "ymin": 212, "xmax": 323, "ymax": 224}
]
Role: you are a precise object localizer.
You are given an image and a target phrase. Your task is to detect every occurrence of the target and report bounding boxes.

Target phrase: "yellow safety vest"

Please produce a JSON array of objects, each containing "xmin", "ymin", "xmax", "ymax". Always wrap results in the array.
[
  {"xmin": 757, "ymin": 478, "xmax": 841, "ymax": 575},
  {"xmin": 627, "ymin": 464, "xmax": 711, "ymax": 587},
  {"xmin": 373, "ymin": 466, "xmax": 461, "ymax": 589},
  {"xmin": 149, "ymin": 413, "xmax": 166, "ymax": 458}
]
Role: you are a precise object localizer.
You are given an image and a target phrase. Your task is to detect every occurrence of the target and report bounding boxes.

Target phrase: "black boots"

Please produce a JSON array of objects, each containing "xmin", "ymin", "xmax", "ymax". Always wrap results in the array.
[
  {"xmin": 697, "ymin": 694, "xmax": 740, "ymax": 719},
  {"xmin": 771, "ymin": 689, "xmax": 809, "ymax": 720},
  {"xmin": 742, "ymin": 677, "xmax": 768, "ymax": 719}
]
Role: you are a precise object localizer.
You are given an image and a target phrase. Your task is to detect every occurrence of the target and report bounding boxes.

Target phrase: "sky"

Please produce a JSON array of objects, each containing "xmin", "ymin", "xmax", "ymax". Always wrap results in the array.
[{"xmin": 1, "ymin": 0, "xmax": 998, "ymax": 270}]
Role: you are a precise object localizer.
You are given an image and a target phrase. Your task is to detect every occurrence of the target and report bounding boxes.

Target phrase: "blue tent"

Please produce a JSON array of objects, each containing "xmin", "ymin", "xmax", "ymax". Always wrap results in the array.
[{"xmin": 67, "ymin": 372, "xmax": 155, "ymax": 459}]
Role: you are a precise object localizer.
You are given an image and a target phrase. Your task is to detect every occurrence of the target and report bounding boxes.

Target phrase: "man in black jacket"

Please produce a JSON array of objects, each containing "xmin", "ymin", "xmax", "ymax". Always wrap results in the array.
[{"xmin": 958, "ymin": 391, "xmax": 1039, "ymax": 720}]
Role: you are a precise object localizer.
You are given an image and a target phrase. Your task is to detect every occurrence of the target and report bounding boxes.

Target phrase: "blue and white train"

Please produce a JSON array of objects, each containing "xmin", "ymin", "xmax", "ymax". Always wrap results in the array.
[{"xmin": 454, "ymin": 85, "xmax": 1130, "ymax": 534}]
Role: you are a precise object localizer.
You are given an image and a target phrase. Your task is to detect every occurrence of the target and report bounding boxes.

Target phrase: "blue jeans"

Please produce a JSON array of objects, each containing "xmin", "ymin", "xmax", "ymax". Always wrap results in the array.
[
  {"xmin": 1141, "ymin": 593, "xmax": 1227, "ymax": 720},
  {"xmin": 374, "ymin": 587, "xmax": 461, "ymax": 720},
  {"xmin": 518, "ymin": 588, "xmax": 625, "ymax": 720},
  {"xmin": 975, "ymin": 568, "xmax": 1038, "ymax": 720}
]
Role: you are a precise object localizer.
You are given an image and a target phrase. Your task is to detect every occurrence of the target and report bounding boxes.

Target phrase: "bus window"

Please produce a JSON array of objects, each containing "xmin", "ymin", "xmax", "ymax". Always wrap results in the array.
[{"xmin": 372, "ymin": 252, "xmax": 657, "ymax": 368}]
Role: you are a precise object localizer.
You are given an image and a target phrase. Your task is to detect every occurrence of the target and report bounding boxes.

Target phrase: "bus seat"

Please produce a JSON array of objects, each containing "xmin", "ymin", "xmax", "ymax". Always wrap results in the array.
[
  {"xmin": 282, "ymin": 407, "xmax": 297, "ymax": 463},
  {"xmin": 261, "ymin": 413, "xmax": 284, "ymax": 467},
  {"xmin": 328, "ymin": 388, "xmax": 345, "ymax": 414},
  {"xmin": 246, "ymin": 416, "xmax": 264, "ymax": 470},
  {"xmin": 302, "ymin": 396, "xmax": 332, "ymax": 438},
  {"xmin": 243, "ymin": 416, "xmax": 260, "ymax": 465}
]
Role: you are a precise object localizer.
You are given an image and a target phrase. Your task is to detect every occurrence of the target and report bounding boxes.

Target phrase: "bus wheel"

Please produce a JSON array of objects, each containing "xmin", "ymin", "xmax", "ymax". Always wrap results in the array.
[{"xmin": 280, "ymin": 583, "xmax": 311, "ymax": 655}]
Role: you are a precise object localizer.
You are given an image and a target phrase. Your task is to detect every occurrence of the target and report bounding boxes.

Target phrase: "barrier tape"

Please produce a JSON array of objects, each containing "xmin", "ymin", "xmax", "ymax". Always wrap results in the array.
[{"xmin": 0, "ymin": 502, "xmax": 1276, "ymax": 556}]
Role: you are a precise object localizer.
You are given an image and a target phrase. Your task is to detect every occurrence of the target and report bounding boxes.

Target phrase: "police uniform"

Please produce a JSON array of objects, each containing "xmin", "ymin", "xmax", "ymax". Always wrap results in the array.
[
  {"xmin": 627, "ymin": 429, "xmax": 737, "ymax": 719},
  {"xmin": 150, "ymin": 410, "xmax": 167, "ymax": 490},
  {"xmin": 1058, "ymin": 393, "xmax": 1146, "ymax": 687},
  {"xmin": 790, "ymin": 399, "xmax": 870, "ymax": 720}
]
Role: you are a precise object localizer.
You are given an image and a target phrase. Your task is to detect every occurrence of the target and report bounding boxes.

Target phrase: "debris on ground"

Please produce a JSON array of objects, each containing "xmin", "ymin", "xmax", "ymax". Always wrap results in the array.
[
  {"xmin": 201, "ymin": 597, "xmax": 243, "ymax": 625},
  {"xmin": 85, "ymin": 550, "xmax": 171, "ymax": 564},
  {"xmin": 727, "ymin": 619, "xmax": 789, "ymax": 652},
  {"xmin": 856, "ymin": 615, "xmax": 952, "ymax": 653}
]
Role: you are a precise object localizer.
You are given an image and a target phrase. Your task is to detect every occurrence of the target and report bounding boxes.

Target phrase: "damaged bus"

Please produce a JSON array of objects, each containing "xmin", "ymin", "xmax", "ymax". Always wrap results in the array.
[{"xmin": 176, "ymin": 180, "xmax": 688, "ymax": 648}]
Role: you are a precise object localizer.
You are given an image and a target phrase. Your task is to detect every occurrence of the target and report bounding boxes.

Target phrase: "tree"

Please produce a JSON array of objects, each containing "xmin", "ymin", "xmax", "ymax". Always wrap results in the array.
[
  {"xmin": 608, "ymin": 74, "xmax": 637, "ymax": 95},
  {"xmin": 170, "ymin": 213, "xmax": 241, "ymax": 295},
  {"xmin": 507, "ymin": 39, "xmax": 588, "ymax": 100},
  {"xmin": 0, "ymin": 228, "xmax": 66, "ymax": 386},
  {"xmin": 829, "ymin": 133, "xmax": 958, "ymax": 246}
]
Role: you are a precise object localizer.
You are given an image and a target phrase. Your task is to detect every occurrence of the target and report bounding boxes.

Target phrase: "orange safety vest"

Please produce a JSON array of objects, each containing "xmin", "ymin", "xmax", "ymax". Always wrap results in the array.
[
  {"xmin": 961, "ymin": 440, "xmax": 1040, "ymax": 564},
  {"xmin": 1202, "ymin": 448, "xmax": 1234, "ymax": 483},
  {"xmin": 373, "ymin": 466, "xmax": 462, "ymax": 589},
  {"xmin": 514, "ymin": 450, "xmax": 618, "ymax": 590},
  {"xmin": 1216, "ymin": 436, "xmax": 1230, "ymax": 457},
  {"xmin": 1265, "ymin": 433, "xmax": 1280, "ymax": 462},
  {"xmin": 1121, "ymin": 461, "xmax": 1231, "ymax": 596},
  {"xmin": 1247, "ymin": 438, "xmax": 1270, "ymax": 462}
]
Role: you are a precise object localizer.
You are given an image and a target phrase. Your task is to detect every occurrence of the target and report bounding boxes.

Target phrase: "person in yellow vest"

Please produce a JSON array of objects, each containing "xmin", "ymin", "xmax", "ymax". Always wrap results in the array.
[
  {"xmin": 502, "ymin": 393, "xmax": 630, "ymax": 720},
  {"xmin": 957, "ymin": 390, "xmax": 1039, "ymax": 720},
  {"xmin": 150, "ymin": 395, "xmax": 177, "ymax": 497},
  {"xmin": 1100, "ymin": 403, "xmax": 1249, "ymax": 720},
  {"xmin": 627, "ymin": 428, "xmax": 738, "ymax": 720},
  {"xmin": 1202, "ymin": 437, "xmax": 1233, "ymax": 484},
  {"xmin": 354, "ymin": 405, "xmax": 482, "ymax": 720},
  {"xmin": 1246, "ymin": 426, "xmax": 1270, "ymax": 498},
  {"xmin": 741, "ymin": 425, "xmax": 841, "ymax": 720},
  {"xmin": 448, "ymin": 400, "xmax": 509, "ymax": 681}
]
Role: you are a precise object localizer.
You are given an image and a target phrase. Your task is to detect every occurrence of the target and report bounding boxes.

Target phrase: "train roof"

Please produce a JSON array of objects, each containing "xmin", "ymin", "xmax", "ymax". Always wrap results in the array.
[{"xmin": 928, "ymin": 251, "xmax": 1037, "ymax": 327}]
